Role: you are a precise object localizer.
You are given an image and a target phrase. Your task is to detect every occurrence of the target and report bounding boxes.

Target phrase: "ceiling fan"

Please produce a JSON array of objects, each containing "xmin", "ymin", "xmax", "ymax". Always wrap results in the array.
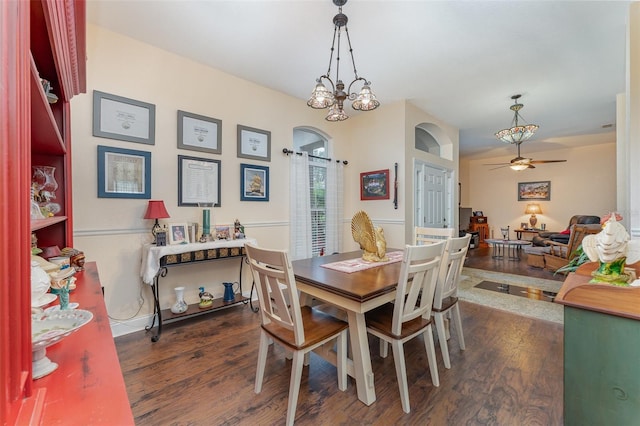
[{"xmin": 484, "ymin": 141, "xmax": 567, "ymax": 171}]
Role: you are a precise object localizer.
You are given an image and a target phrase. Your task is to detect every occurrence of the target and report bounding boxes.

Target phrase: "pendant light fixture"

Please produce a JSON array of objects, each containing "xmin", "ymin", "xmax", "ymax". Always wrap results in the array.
[
  {"xmin": 495, "ymin": 94, "xmax": 539, "ymax": 144},
  {"xmin": 307, "ymin": 0, "xmax": 380, "ymax": 121}
]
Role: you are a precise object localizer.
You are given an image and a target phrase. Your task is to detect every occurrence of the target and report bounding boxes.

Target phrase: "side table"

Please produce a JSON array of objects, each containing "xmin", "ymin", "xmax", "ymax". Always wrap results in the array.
[{"xmin": 485, "ymin": 239, "xmax": 531, "ymax": 261}]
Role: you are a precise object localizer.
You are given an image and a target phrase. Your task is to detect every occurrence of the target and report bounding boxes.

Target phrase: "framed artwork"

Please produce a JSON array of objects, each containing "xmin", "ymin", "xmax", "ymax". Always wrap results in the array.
[
  {"xmin": 360, "ymin": 169, "xmax": 390, "ymax": 200},
  {"xmin": 177, "ymin": 110, "xmax": 222, "ymax": 154},
  {"xmin": 518, "ymin": 181, "xmax": 551, "ymax": 201},
  {"xmin": 92, "ymin": 90, "xmax": 155, "ymax": 145},
  {"xmin": 178, "ymin": 155, "xmax": 221, "ymax": 207},
  {"xmin": 97, "ymin": 145, "xmax": 151, "ymax": 199},
  {"xmin": 168, "ymin": 223, "xmax": 189, "ymax": 245},
  {"xmin": 216, "ymin": 225, "xmax": 231, "ymax": 240},
  {"xmin": 237, "ymin": 125, "xmax": 271, "ymax": 162},
  {"xmin": 240, "ymin": 163, "xmax": 269, "ymax": 201}
]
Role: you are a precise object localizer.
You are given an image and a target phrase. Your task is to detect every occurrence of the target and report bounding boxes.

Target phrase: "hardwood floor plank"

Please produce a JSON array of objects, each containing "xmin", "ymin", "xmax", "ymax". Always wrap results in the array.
[{"xmin": 116, "ymin": 300, "xmax": 563, "ymax": 425}]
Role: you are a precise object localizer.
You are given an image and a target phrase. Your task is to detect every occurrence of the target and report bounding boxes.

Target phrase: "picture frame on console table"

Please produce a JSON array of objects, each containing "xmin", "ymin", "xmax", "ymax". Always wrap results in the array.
[
  {"xmin": 97, "ymin": 145, "xmax": 151, "ymax": 199},
  {"xmin": 178, "ymin": 155, "xmax": 221, "ymax": 207},
  {"xmin": 360, "ymin": 169, "xmax": 390, "ymax": 200},
  {"xmin": 92, "ymin": 90, "xmax": 155, "ymax": 145},
  {"xmin": 168, "ymin": 223, "xmax": 189, "ymax": 245},
  {"xmin": 518, "ymin": 181, "xmax": 551, "ymax": 201},
  {"xmin": 177, "ymin": 110, "xmax": 222, "ymax": 154}
]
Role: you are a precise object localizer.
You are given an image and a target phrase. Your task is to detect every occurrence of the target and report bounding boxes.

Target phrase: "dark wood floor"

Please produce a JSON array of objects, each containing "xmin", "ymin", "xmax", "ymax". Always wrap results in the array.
[
  {"xmin": 464, "ymin": 245, "xmax": 565, "ymax": 282},
  {"xmin": 115, "ymin": 297, "xmax": 564, "ymax": 425}
]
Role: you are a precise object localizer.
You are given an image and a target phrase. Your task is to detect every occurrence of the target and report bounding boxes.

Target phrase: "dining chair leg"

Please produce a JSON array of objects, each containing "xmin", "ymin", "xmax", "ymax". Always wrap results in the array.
[
  {"xmin": 434, "ymin": 313, "xmax": 451, "ymax": 369},
  {"xmin": 286, "ymin": 351, "xmax": 305, "ymax": 426},
  {"xmin": 337, "ymin": 331, "xmax": 348, "ymax": 391},
  {"xmin": 255, "ymin": 331, "xmax": 270, "ymax": 393},
  {"xmin": 453, "ymin": 304, "xmax": 466, "ymax": 350},
  {"xmin": 379, "ymin": 339, "xmax": 389, "ymax": 358},
  {"xmin": 391, "ymin": 340, "xmax": 411, "ymax": 413},
  {"xmin": 423, "ymin": 325, "xmax": 440, "ymax": 387}
]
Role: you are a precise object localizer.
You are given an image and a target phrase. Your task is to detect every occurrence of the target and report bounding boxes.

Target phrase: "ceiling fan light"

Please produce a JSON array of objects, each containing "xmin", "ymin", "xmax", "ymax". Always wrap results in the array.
[{"xmin": 510, "ymin": 163, "xmax": 529, "ymax": 171}]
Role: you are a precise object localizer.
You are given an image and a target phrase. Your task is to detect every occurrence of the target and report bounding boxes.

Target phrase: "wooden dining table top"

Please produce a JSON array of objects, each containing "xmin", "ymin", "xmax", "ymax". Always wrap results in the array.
[{"xmin": 292, "ymin": 250, "xmax": 402, "ymax": 303}]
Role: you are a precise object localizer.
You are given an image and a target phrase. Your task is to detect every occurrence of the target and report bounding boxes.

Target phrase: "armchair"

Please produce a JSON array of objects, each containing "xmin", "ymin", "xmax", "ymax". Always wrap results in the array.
[
  {"xmin": 543, "ymin": 224, "xmax": 602, "ymax": 272},
  {"xmin": 532, "ymin": 215, "xmax": 600, "ymax": 246}
]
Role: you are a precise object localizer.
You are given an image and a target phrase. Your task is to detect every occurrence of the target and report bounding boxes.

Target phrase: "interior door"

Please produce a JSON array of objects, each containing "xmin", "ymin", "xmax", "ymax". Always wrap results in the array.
[{"xmin": 415, "ymin": 162, "xmax": 451, "ymax": 229}]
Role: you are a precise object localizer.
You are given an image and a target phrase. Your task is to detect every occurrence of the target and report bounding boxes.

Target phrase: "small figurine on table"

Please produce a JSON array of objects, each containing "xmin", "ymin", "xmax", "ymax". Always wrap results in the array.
[
  {"xmin": 234, "ymin": 219, "xmax": 245, "ymax": 239},
  {"xmin": 198, "ymin": 286, "xmax": 214, "ymax": 308}
]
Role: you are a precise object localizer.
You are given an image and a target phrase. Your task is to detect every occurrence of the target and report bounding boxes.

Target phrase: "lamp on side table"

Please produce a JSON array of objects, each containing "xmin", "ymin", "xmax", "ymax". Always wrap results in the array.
[{"xmin": 144, "ymin": 200, "xmax": 170, "ymax": 244}]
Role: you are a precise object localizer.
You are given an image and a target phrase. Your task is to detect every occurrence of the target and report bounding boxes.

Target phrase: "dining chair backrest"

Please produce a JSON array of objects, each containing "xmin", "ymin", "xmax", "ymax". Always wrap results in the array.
[
  {"xmin": 245, "ymin": 243, "xmax": 305, "ymax": 346},
  {"xmin": 391, "ymin": 241, "xmax": 446, "ymax": 336},
  {"xmin": 434, "ymin": 234, "xmax": 471, "ymax": 310},
  {"xmin": 414, "ymin": 226, "xmax": 455, "ymax": 246}
]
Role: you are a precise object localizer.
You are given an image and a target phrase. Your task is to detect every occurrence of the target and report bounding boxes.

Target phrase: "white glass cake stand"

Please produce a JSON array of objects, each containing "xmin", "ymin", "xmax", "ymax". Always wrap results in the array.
[{"xmin": 31, "ymin": 309, "xmax": 93, "ymax": 379}]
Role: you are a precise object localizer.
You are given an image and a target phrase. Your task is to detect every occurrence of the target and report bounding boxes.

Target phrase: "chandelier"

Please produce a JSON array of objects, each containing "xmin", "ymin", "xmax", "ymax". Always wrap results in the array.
[
  {"xmin": 495, "ymin": 94, "xmax": 539, "ymax": 144},
  {"xmin": 307, "ymin": 0, "xmax": 380, "ymax": 121}
]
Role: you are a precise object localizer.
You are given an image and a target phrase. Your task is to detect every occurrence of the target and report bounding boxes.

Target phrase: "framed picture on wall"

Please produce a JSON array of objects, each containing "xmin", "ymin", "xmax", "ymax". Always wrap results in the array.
[
  {"xmin": 237, "ymin": 125, "xmax": 271, "ymax": 162},
  {"xmin": 518, "ymin": 181, "xmax": 551, "ymax": 201},
  {"xmin": 360, "ymin": 169, "xmax": 390, "ymax": 200},
  {"xmin": 178, "ymin": 155, "xmax": 221, "ymax": 207},
  {"xmin": 177, "ymin": 110, "xmax": 222, "ymax": 154},
  {"xmin": 240, "ymin": 163, "xmax": 269, "ymax": 201},
  {"xmin": 92, "ymin": 90, "xmax": 156, "ymax": 145},
  {"xmin": 97, "ymin": 145, "xmax": 151, "ymax": 199}
]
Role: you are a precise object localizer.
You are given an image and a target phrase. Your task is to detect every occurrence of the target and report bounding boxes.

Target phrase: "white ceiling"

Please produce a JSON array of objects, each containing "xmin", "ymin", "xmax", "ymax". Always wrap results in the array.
[{"xmin": 87, "ymin": 0, "xmax": 632, "ymax": 160}]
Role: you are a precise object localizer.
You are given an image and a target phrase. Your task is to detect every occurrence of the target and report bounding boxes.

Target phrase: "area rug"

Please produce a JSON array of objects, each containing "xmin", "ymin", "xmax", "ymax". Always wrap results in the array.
[
  {"xmin": 320, "ymin": 250, "xmax": 404, "ymax": 273},
  {"xmin": 459, "ymin": 267, "xmax": 564, "ymax": 324}
]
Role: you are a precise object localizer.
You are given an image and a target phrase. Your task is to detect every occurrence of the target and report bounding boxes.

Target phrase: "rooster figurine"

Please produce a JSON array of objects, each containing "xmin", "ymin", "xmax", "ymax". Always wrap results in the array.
[
  {"xmin": 582, "ymin": 213, "xmax": 640, "ymax": 286},
  {"xmin": 351, "ymin": 210, "xmax": 388, "ymax": 262}
]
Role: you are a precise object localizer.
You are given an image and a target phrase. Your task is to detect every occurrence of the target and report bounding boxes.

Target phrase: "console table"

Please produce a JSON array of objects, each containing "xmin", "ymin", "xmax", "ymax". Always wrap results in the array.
[{"xmin": 140, "ymin": 238, "xmax": 257, "ymax": 341}]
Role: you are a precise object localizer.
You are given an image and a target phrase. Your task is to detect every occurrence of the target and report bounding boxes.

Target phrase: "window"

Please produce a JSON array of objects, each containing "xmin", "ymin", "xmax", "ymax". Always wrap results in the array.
[{"xmin": 294, "ymin": 128, "xmax": 328, "ymax": 257}]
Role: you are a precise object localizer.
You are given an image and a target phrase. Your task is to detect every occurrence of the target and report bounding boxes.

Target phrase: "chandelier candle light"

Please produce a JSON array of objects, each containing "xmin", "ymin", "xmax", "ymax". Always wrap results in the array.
[
  {"xmin": 144, "ymin": 200, "xmax": 171, "ymax": 244},
  {"xmin": 307, "ymin": 0, "xmax": 380, "ymax": 121},
  {"xmin": 525, "ymin": 203, "xmax": 542, "ymax": 228},
  {"xmin": 495, "ymin": 94, "xmax": 539, "ymax": 144}
]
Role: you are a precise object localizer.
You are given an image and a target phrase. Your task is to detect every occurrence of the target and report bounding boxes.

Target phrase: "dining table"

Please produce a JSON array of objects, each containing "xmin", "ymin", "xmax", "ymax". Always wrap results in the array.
[{"xmin": 292, "ymin": 250, "xmax": 403, "ymax": 406}]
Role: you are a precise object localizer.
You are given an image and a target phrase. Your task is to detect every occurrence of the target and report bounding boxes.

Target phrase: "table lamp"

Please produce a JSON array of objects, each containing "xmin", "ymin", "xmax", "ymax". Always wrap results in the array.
[
  {"xmin": 524, "ymin": 203, "xmax": 542, "ymax": 228},
  {"xmin": 144, "ymin": 200, "xmax": 170, "ymax": 244}
]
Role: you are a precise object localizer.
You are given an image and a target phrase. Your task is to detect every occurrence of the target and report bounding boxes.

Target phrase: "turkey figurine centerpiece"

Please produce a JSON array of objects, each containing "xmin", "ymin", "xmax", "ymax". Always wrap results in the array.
[
  {"xmin": 582, "ymin": 213, "xmax": 640, "ymax": 286},
  {"xmin": 351, "ymin": 210, "xmax": 388, "ymax": 262}
]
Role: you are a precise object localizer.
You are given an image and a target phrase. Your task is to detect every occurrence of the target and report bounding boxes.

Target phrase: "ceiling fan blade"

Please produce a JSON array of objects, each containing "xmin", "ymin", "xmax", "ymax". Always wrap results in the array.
[
  {"xmin": 489, "ymin": 164, "xmax": 510, "ymax": 170},
  {"xmin": 483, "ymin": 162, "xmax": 510, "ymax": 166},
  {"xmin": 529, "ymin": 160, "xmax": 567, "ymax": 164}
]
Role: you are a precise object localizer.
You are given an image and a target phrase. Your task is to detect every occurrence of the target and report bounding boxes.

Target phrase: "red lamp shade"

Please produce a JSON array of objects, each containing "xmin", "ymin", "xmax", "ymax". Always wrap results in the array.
[{"xmin": 144, "ymin": 200, "xmax": 170, "ymax": 220}]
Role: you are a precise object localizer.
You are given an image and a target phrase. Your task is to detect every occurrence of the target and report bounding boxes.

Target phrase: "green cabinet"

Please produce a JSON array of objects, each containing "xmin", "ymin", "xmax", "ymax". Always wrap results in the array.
[{"xmin": 556, "ymin": 269, "xmax": 640, "ymax": 426}]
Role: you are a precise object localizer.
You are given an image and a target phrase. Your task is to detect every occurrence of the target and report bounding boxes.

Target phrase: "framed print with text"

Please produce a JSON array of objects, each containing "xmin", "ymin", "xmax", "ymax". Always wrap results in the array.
[
  {"xmin": 92, "ymin": 90, "xmax": 155, "ymax": 145},
  {"xmin": 237, "ymin": 125, "xmax": 271, "ymax": 162},
  {"xmin": 240, "ymin": 163, "xmax": 269, "ymax": 201},
  {"xmin": 518, "ymin": 181, "xmax": 551, "ymax": 201},
  {"xmin": 360, "ymin": 169, "xmax": 390, "ymax": 200},
  {"xmin": 178, "ymin": 155, "xmax": 221, "ymax": 207},
  {"xmin": 97, "ymin": 145, "xmax": 151, "ymax": 199},
  {"xmin": 177, "ymin": 110, "xmax": 222, "ymax": 154}
]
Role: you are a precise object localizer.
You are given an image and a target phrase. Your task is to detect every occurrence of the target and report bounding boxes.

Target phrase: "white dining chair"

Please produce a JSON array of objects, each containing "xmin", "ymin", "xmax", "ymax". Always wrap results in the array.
[
  {"xmin": 365, "ymin": 241, "xmax": 446, "ymax": 413},
  {"xmin": 414, "ymin": 226, "xmax": 455, "ymax": 245},
  {"xmin": 433, "ymin": 233, "xmax": 471, "ymax": 369},
  {"xmin": 245, "ymin": 244, "xmax": 348, "ymax": 426}
]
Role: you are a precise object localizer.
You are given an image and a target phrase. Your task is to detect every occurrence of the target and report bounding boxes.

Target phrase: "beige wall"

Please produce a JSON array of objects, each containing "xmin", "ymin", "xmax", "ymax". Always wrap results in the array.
[
  {"xmin": 71, "ymin": 25, "xmax": 459, "ymax": 335},
  {"xmin": 460, "ymin": 142, "xmax": 616, "ymax": 237}
]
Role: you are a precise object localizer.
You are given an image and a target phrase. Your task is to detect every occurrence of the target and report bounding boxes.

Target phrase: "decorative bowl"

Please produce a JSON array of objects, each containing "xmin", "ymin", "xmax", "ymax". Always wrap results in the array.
[{"xmin": 31, "ymin": 309, "xmax": 93, "ymax": 379}]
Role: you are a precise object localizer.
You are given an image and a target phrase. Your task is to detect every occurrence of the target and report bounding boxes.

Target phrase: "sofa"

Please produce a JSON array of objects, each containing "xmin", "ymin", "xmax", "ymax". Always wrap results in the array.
[{"xmin": 531, "ymin": 215, "xmax": 601, "ymax": 247}]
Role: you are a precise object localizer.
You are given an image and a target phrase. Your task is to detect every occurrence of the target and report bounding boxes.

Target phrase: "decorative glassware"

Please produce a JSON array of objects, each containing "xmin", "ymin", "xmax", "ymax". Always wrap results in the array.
[
  {"xmin": 32, "ymin": 165, "xmax": 60, "ymax": 215},
  {"xmin": 170, "ymin": 286, "xmax": 188, "ymax": 314}
]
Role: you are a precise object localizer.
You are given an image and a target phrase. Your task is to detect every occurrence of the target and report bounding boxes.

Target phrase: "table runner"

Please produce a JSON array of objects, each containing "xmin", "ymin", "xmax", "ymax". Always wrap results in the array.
[{"xmin": 320, "ymin": 250, "xmax": 404, "ymax": 273}]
